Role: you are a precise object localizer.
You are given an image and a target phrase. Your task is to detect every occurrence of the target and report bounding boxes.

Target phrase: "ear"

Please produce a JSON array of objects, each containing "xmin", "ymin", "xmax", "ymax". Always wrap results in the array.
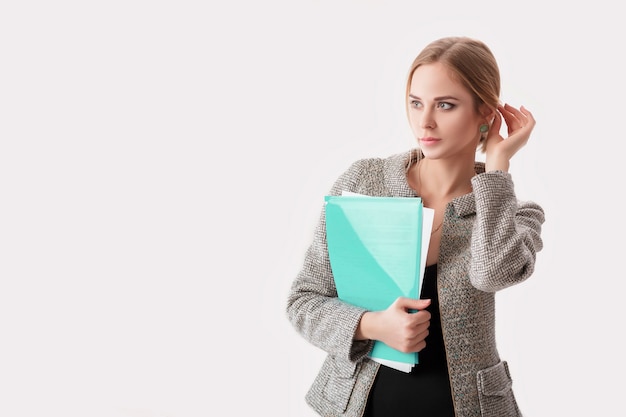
[{"xmin": 479, "ymin": 104, "xmax": 496, "ymax": 123}]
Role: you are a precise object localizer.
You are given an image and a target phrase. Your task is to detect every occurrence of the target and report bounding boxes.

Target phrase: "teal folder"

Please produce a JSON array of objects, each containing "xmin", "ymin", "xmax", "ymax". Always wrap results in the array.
[{"xmin": 324, "ymin": 195, "xmax": 423, "ymax": 365}]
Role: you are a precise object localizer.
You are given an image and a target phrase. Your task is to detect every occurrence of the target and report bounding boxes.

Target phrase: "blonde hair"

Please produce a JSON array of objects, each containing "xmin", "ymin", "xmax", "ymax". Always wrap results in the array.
[{"xmin": 405, "ymin": 37, "xmax": 501, "ymax": 152}]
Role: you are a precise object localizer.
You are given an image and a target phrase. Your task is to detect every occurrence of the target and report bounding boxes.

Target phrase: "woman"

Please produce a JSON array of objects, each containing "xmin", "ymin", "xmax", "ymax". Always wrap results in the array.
[{"xmin": 286, "ymin": 36, "xmax": 545, "ymax": 417}]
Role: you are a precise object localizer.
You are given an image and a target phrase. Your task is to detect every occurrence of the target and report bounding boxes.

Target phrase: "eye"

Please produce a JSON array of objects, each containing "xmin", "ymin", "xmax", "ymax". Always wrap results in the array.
[
  {"xmin": 437, "ymin": 102, "xmax": 454, "ymax": 110},
  {"xmin": 410, "ymin": 100, "xmax": 422, "ymax": 109}
]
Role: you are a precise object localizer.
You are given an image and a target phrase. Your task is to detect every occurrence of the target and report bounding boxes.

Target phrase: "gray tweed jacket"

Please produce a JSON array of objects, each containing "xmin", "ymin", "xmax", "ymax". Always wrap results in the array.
[{"xmin": 286, "ymin": 149, "xmax": 545, "ymax": 417}]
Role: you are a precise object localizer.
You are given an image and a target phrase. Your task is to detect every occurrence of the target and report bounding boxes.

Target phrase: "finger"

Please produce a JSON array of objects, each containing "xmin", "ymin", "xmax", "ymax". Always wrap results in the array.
[
  {"xmin": 500, "ymin": 104, "xmax": 522, "ymax": 124},
  {"xmin": 503, "ymin": 103, "xmax": 525, "ymax": 117},
  {"xmin": 396, "ymin": 297, "xmax": 431, "ymax": 311},
  {"xmin": 412, "ymin": 321, "xmax": 430, "ymax": 335},
  {"xmin": 409, "ymin": 329, "xmax": 429, "ymax": 352},
  {"xmin": 399, "ymin": 337, "xmax": 427, "ymax": 354},
  {"xmin": 411, "ymin": 339, "xmax": 427, "ymax": 353},
  {"xmin": 497, "ymin": 106, "xmax": 516, "ymax": 135},
  {"xmin": 414, "ymin": 327, "xmax": 429, "ymax": 342},
  {"xmin": 498, "ymin": 103, "xmax": 516, "ymax": 120},
  {"xmin": 520, "ymin": 106, "xmax": 536, "ymax": 128},
  {"xmin": 500, "ymin": 104, "xmax": 526, "ymax": 132},
  {"xmin": 505, "ymin": 103, "xmax": 535, "ymax": 128},
  {"xmin": 490, "ymin": 110, "xmax": 502, "ymax": 134},
  {"xmin": 410, "ymin": 309, "xmax": 431, "ymax": 325},
  {"xmin": 520, "ymin": 105, "xmax": 533, "ymax": 117}
]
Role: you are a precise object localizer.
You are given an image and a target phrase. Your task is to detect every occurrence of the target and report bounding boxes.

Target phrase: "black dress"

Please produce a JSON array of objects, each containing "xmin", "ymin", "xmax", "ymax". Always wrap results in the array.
[{"xmin": 363, "ymin": 264, "xmax": 455, "ymax": 417}]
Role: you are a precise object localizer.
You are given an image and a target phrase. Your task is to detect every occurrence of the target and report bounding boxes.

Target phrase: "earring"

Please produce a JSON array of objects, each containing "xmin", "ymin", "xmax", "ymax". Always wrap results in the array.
[{"xmin": 479, "ymin": 124, "xmax": 489, "ymax": 133}]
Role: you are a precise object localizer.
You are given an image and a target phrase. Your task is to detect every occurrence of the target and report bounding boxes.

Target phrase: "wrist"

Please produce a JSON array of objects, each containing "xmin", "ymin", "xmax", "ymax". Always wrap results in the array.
[
  {"xmin": 485, "ymin": 157, "xmax": 509, "ymax": 173},
  {"xmin": 355, "ymin": 311, "xmax": 378, "ymax": 341}
]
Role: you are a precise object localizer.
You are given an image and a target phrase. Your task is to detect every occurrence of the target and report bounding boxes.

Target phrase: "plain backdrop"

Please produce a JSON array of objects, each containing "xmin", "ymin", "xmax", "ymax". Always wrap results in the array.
[{"xmin": 1, "ymin": 1, "xmax": 624, "ymax": 416}]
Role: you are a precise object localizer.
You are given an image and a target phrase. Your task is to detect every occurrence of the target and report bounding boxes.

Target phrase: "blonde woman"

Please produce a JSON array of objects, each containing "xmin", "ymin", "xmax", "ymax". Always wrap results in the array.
[{"xmin": 286, "ymin": 36, "xmax": 544, "ymax": 417}]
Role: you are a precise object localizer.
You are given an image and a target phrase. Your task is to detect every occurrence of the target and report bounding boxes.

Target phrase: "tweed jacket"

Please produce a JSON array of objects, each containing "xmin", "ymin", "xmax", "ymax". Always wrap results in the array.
[{"xmin": 286, "ymin": 149, "xmax": 545, "ymax": 417}]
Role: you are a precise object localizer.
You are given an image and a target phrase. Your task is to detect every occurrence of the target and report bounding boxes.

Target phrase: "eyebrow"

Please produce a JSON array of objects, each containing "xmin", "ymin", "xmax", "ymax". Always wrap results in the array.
[{"xmin": 408, "ymin": 94, "xmax": 460, "ymax": 101}]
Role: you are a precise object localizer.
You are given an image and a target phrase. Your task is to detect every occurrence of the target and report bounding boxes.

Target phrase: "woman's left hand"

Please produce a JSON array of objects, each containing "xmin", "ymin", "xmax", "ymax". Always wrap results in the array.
[{"xmin": 484, "ymin": 103, "xmax": 536, "ymax": 172}]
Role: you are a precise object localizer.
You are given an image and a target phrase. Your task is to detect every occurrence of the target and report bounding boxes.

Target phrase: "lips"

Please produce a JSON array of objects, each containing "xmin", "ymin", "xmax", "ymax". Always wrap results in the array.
[{"xmin": 420, "ymin": 137, "xmax": 440, "ymax": 145}]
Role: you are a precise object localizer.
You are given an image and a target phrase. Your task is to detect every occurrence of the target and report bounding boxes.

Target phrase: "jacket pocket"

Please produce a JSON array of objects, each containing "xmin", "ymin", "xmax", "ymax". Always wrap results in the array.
[
  {"xmin": 476, "ymin": 361, "xmax": 521, "ymax": 417},
  {"xmin": 321, "ymin": 356, "xmax": 360, "ymax": 413}
]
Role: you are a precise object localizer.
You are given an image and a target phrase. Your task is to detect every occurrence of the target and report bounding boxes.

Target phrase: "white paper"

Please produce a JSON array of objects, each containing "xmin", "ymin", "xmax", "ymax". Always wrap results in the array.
[{"xmin": 371, "ymin": 356, "xmax": 414, "ymax": 373}]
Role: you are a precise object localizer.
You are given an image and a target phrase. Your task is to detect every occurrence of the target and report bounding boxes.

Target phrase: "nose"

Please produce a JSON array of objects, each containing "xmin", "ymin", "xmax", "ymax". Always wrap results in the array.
[{"xmin": 420, "ymin": 108, "xmax": 436, "ymax": 129}]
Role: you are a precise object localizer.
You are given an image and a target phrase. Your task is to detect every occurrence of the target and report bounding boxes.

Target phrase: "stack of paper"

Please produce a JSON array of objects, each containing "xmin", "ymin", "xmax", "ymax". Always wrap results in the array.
[{"xmin": 325, "ymin": 192, "xmax": 433, "ymax": 372}]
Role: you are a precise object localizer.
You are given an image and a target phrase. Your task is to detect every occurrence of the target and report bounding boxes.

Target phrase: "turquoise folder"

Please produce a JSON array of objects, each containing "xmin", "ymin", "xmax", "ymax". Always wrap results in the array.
[{"xmin": 324, "ymin": 195, "xmax": 423, "ymax": 365}]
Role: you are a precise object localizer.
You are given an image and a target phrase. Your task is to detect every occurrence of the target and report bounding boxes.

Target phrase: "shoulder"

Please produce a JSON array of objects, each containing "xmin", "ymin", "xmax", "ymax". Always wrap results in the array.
[
  {"xmin": 329, "ymin": 150, "xmax": 414, "ymax": 197},
  {"xmin": 344, "ymin": 150, "xmax": 410, "ymax": 171}
]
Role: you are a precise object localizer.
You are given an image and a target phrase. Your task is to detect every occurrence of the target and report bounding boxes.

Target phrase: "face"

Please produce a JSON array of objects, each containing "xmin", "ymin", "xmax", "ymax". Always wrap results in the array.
[{"xmin": 408, "ymin": 62, "xmax": 484, "ymax": 160}]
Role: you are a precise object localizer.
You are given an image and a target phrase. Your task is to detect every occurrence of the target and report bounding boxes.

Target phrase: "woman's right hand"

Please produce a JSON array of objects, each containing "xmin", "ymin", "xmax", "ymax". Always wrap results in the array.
[
  {"xmin": 356, "ymin": 298, "xmax": 431, "ymax": 353},
  {"xmin": 484, "ymin": 103, "xmax": 536, "ymax": 172}
]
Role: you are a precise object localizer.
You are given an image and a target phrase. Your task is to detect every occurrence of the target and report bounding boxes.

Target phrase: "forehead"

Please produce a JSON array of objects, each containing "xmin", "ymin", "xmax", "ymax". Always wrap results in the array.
[{"xmin": 409, "ymin": 62, "xmax": 470, "ymax": 98}]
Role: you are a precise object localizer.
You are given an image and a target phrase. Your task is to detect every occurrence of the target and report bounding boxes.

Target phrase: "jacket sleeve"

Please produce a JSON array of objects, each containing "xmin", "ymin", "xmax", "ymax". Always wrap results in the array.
[
  {"xmin": 285, "ymin": 160, "xmax": 375, "ymax": 363},
  {"xmin": 469, "ymin": 170, "xmax": 545, "ymax": 292}
]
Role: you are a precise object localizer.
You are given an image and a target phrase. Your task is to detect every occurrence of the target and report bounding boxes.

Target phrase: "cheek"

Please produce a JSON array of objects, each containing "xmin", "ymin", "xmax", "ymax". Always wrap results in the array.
[{"xmin": 449, "ymin": 114, "xmax": 478, "ymax": 138}]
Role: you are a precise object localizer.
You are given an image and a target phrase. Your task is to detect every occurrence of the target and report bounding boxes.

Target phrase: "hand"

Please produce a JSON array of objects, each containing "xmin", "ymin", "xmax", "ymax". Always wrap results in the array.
[
  {"xmin": 356, "ymin": 298, "xmax": 431, "ymax": 354},
  {"xmin": 484, "ymin": 103, "xmax": 536, "ymax": 172}
]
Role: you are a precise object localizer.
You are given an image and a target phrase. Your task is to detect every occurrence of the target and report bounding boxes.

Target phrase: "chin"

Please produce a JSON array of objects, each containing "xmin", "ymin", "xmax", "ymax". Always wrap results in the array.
[{"xmin": 420, "ymin": 150, "xmax": 443, "ymax": 160}]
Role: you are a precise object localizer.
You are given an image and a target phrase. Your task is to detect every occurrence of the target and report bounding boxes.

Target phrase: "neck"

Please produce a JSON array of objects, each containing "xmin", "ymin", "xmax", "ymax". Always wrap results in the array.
[{"xmin": 413, "ymin": 157, "xmax": 476, "ymax": 200}]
